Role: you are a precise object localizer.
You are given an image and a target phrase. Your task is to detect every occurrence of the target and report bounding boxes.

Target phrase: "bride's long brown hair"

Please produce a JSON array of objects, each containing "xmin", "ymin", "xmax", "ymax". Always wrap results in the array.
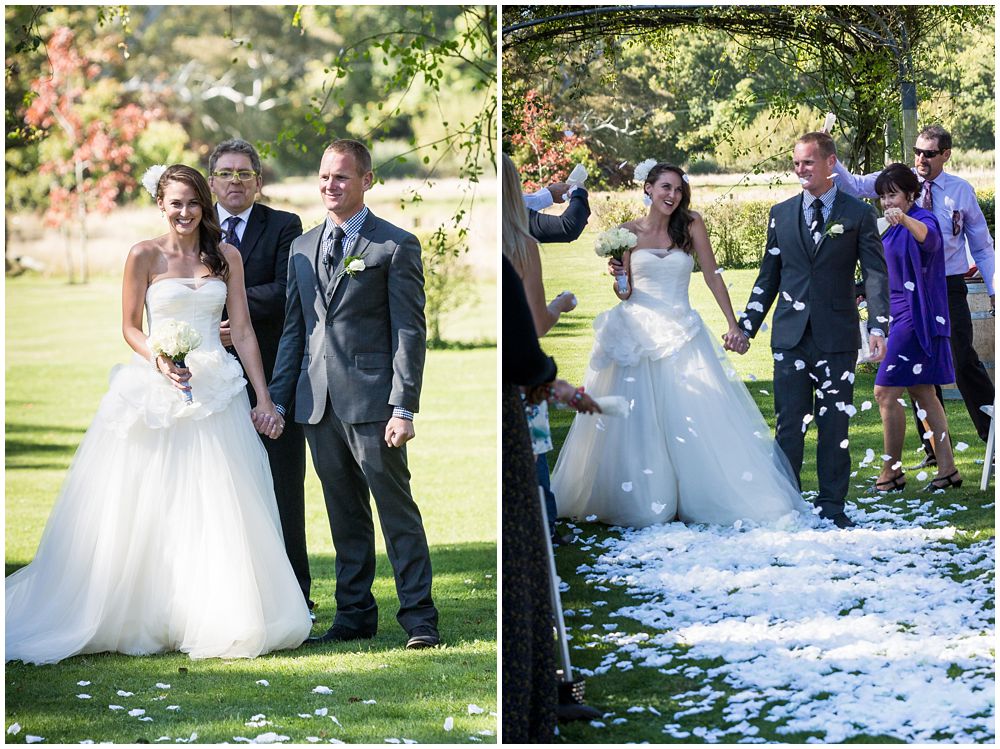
[
  {"xmin": 644, "ymin": 163, "xmax": 695, "ymax": 253},
  {"xmin": 156, "ymin": 164, "xmax": 229, "ymax": 280}
]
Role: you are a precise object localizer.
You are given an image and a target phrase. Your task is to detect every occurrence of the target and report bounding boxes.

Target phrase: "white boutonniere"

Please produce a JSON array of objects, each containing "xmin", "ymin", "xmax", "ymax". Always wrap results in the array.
[
  {"xmin": 814, "ymin": 221, "xmax": 845, "ymax": 244},
  {"xmin": 343, "ymin": 256, "xmax": 366, "ymax": 277}
]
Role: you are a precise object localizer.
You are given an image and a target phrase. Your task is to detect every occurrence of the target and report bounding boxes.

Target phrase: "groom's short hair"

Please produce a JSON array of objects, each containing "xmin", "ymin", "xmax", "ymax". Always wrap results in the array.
[
  {"xmin": 325, "ymin": 139, "xmax": 372, "ymax": 176},
  {"xmin": 797, "ymin": 132, "xmax": 837, "ymax": 159}
]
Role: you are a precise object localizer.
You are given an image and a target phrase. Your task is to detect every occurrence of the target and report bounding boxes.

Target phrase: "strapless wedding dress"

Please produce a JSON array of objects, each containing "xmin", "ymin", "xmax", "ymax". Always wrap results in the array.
[
  {"xmin": 552, "ymin": 251, "xmax": 809, "ymax": 528},
  {"xmin": 6, "ymin": 278, "xmax": 311, "ymax": 665}
]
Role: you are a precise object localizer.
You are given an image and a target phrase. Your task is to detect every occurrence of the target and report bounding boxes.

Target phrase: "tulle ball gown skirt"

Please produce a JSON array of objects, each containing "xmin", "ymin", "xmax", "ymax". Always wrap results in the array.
[
  {"xmin": 6, "ymin": 356, "xmax": 312, "ymax": 665},
  {"xmin": 552, "ymin": 251, "xmax": 806, "ymax": 529}
]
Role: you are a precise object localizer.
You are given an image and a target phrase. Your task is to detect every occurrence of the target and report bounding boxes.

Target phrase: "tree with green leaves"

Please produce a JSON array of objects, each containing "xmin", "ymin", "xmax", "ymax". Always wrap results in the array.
[{"xmin": 503, "ymin": 5, "xmax": 993, "ymax": 175}]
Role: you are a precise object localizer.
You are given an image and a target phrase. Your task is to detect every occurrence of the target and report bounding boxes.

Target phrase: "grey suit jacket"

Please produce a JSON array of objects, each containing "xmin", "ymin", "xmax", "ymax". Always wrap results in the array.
[
  {"xmin": 742, "ymin": 190, "xmax": 889, "ymax": 354},
  {"xmin": 270, "ymin": 210, "xmax": 426, "ymax": 424}
]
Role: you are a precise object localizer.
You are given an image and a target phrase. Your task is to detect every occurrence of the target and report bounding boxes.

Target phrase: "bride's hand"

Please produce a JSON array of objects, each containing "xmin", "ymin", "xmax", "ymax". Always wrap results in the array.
[
  {"xmin": 251, "ymin": 402, "xmax": 285, "ymax": 440},
  {"xmin": 722, "ymin": 326, "xmax": 750, "ymax": 355},
  {"xmin": 154, "ymin": 354, "xmax": 192, "ymax": 394}
]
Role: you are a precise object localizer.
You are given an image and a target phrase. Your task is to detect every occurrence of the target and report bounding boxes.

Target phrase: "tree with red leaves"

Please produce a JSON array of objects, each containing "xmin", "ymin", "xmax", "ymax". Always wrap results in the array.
[
  {"xmin": 23, "ymin": 27, "xmax": 155, "ymax": 282},
  {"xmin": 508, "ymin": 88, "xmax": 591, "ymax": 192}
]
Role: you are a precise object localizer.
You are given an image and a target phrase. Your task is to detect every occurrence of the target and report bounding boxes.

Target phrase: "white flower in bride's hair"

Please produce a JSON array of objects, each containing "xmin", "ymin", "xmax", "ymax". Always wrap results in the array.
[
  {"xmin": 141, "ymin": 165, "xmax": 168, "ymax": 199},
  {"xmin": 633, "ymin": 158, "xmax": 657, "ymax": 184}
]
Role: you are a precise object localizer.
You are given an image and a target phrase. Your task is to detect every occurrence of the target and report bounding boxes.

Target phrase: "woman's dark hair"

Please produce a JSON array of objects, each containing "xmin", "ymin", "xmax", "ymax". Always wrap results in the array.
[
  {"xmin": 645, "ymin": 163, "xmax": 694, "ymax": 252},
  {"xmin": 874, "ymin": 162, "xmax": 921, "ymax": 202},
  {"xmin": 157, "ymin": 164, "xmax": 229, "ymax": 280}
]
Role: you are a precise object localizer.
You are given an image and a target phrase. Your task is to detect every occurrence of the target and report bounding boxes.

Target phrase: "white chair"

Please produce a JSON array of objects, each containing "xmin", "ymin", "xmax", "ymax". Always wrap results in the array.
[{"xmin": 981, "ymin": 404, "xmax": 994, "ymax": 492}]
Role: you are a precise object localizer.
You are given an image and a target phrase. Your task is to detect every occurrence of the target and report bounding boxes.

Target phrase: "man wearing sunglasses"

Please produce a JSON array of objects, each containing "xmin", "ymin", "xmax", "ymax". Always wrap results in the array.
[
  {"xmin": 208, "ymin": 138, "xmax": 311, "ymax": 613},
  {"xmin": 832, "ymin": 124, "xmax": 995, "ymax": 462}
]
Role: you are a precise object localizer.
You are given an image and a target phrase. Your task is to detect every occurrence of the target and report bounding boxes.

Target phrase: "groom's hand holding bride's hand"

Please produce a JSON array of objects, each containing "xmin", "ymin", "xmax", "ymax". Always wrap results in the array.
[
  {"xmin": 722, "ymin": 326, "xmax": 750, "ymax": 355},
  {"xmin": 384, "ymin": 416, "xmax": 415, "ymax": 448},
  {"xmin": 251, "ymin": 402, "xmax": 285, "ymax": 440}
]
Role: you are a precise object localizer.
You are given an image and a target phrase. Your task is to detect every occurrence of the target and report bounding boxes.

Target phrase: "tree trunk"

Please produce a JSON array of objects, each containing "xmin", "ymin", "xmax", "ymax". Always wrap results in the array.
[{"xmin": 75, "ymin": 159, "xmax": 89, "ymax": 284}]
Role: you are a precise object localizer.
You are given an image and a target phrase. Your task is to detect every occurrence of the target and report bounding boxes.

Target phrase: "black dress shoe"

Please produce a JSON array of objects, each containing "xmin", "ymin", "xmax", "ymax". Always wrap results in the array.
[
  {"xmin": 826, "ymin": 512, "xmax": 856, "ymax": 529},
  {"xmin": 405, "ymin": 625, "xmax": 440, "ymax": 649},
  {"xmin": 307, "ymin": 624, "xmax": 376, "ymax": 644}
]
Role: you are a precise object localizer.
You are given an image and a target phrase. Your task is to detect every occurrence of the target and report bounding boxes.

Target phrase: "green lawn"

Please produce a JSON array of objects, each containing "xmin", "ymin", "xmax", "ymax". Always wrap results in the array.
[
  {"xmin": 4, "ymin": 275, "xmax": 497, "ymax": 744},
  {"xmin": 536, "ymin": 232, "xmax": 994, "ymax": 744}
]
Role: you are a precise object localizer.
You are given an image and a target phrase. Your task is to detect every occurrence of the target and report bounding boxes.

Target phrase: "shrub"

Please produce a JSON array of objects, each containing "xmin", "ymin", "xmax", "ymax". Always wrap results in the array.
[
  {"xmin": 700, "ymin": 198, "xmax": 772, "ymax": 269},
  {"xmin": 591, "ymin": 192, "xmax": 644, "ymax": 232},
  {"xmin": 976, "ymin": 189, "xmax": 994, "ymax": 240}
]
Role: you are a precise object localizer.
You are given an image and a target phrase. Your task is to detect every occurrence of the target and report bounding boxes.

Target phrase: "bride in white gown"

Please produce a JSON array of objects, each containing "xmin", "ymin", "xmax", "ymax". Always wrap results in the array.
[
  {"xmin": 552, "ymin": 162, "xmax": 809, "ymax": 528},
  {"xmin": 6, "ymin": 165, "xmax": 311, "ymax": 665}
]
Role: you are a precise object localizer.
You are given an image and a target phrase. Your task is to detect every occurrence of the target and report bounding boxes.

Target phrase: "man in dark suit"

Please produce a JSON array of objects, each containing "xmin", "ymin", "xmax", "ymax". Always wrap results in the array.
[
  {"xmin": 208, "ymin": 139, "xmax": 310, "ymax": 607},
  {"xmin": 737, "ymin": 132, "xmax": 890, "ymax": 529},
  {"xmin": 266, "ymin": 139, "xmax": 439, "ymax": 649}
]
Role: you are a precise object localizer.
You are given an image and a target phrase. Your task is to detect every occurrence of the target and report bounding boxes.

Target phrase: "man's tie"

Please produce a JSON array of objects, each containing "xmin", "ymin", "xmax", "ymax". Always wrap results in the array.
[
  {"xmin": 224, "ymin": 216, "xmax": 242, "ymax": 249},
  {"xmin": 322, "ymin": 226, "xmax": 346, "ymax": 283},
  {"xmin": 810, "ymin": 199, "xmax": 825, "ymax": 248},
  {"xmin": 922, "ymin": 180, "xmax": 934, "ymax": 211}
]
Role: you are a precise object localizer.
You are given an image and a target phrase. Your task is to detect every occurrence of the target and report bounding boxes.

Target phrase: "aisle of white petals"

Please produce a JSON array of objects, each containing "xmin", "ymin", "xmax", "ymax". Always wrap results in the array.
[{"xmin": 567, "ymin": 496, "xmax": 994, "ymax": 743}]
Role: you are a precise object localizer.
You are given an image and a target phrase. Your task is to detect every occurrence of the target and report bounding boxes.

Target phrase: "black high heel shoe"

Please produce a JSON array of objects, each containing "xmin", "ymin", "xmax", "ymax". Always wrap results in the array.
[
  {"xmin": 875, "ymin": 474, "xmax": 906, "ymax": 492},
  {"xmin": 924, "ymin": 470, "xmax": 963, "ymax": 491}
]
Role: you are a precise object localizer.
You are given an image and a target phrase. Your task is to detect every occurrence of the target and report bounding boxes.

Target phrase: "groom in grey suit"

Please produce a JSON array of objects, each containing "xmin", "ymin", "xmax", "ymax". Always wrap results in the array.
[
  {"xmin": 737, "ymin": 132, "xmax": 890, "ymax": 528},
  {"xmin": 267, "ymin": 139, "xmax": 439, "ymax": 648}
]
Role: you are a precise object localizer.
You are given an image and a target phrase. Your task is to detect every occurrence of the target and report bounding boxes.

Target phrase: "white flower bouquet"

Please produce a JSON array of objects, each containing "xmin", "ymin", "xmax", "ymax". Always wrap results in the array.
[
  {"xmin": 595, "ymin": 227, "xmax": 638, "ymax": 293},
  {"xmin": 149, "ymin": 319, "xmax": 202, "ymax": 403}
]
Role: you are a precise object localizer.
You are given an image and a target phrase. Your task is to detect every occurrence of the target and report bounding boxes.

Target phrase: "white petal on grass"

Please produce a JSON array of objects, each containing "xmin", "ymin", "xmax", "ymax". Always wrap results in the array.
[
  {"xmin": 312, "ymin": 686, "xmax": 333, "ymax": 694},
  {"xmin": 916, "ymin": 471, "xmax": 929, "ymax": 481},
  {"xmin": 166, "ymin": 706, "xmax": 180, "ymax": 711},
  {"xmin": 250, "ymin": 733, "xmax": 290, "ymax": 744},
  {"xmin": 256, "ymin": 680, "xmax": 269, "ymax": 687},
  {"xmin": 861, "ymin": 400, "xmax": 873, "ymax": 411},
  {"xmin": 26, "ymin": 737, "xmax": 44, "ymax": 744},
  {"xmin": 117, "ymin": 690, "xmax": 134, "ymax": 697},
  {"xmin": 7, "ymin": 724, "xmax": 21, "ymax": 736},
  {"xmin": 315, "ymin": 708, "xmax": 328, "ymax": 717},
  {"xmin": 108, "ymin": 705, "xmax": 124, "ymax": 711},
  {"xmin": 467, "ymin": 704, "xmax": 485, "ymax": 715},
  {"xmin": 155, "ymin": 683, "xmax": 170, "ymax": 689},
  {"xmin": 955, "ymin": 442, "xmax": 969, "ymax": 452},
  {"xmin": 330, "ymin": 716, "xmax": 343, "ymax": 728},
  {"xmin": 77, "ymin": 681, "xmax": 91, "ymax": 687},
  {"xmin": 363, "ymin": 700, "xmax": 377, "ymax": 705},
  {"xmin": 77, "ymin": 694, "xmax": 92, "ymax": 700},
  {"xmin": 128, "ymin": 709, "xmax": 145, "ymax": 717},
  {"xmin": 444, "ymin": 717, "xmax": 455, "ymax": 732},
  {"xmin": 139, "ymin": 717, "xmax": 154, "ymax": 722}
]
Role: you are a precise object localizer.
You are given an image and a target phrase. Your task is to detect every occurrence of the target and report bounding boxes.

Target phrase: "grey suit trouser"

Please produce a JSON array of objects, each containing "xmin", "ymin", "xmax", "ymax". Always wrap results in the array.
[
  {"xmin": 773, "ymin": 325, "xmax": 856, "ymax": 518},
  {"xmin": 304, "ymin": 397, "xmax": 437, "ymax": 634}
]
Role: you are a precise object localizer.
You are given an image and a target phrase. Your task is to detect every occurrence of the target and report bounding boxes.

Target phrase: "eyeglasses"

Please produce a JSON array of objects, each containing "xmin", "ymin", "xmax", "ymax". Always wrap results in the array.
[
  {"xmin": 912, "ymin": 147, "xmax": 943, "ymax": 159},
  {"xmin": 211, "ymin": 170, "xmax": 258, "ymax": 182}
]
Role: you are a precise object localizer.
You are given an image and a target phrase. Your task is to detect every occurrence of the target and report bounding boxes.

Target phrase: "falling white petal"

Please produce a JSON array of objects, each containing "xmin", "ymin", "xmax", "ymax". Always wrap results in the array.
[
  {"xmin": 839, "ymin": 439, "xmax": 849, "ymax": 448},
  {"xmin": 621, "ymin": 482, "xmax": 633, "ymax": 492},
  {"xmin": 768, "ymin": 247, "xmax": 781, "ymax": 255},
  {"xmin": 904, "ymin": 281, "xmax": 915, "ymax": 291}
]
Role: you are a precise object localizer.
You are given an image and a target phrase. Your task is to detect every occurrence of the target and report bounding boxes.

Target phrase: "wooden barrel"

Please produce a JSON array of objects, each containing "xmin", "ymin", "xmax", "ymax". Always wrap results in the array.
[{"xmin": 942, "ymin": 281, "xmax": 994, "ymax": 399}]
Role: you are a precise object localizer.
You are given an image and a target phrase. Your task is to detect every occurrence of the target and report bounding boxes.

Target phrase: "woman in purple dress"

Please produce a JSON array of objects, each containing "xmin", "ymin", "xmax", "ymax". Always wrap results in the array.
[{"xmin": 873, "ymin": 163, "xmax": 962, "ymax": 492}]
